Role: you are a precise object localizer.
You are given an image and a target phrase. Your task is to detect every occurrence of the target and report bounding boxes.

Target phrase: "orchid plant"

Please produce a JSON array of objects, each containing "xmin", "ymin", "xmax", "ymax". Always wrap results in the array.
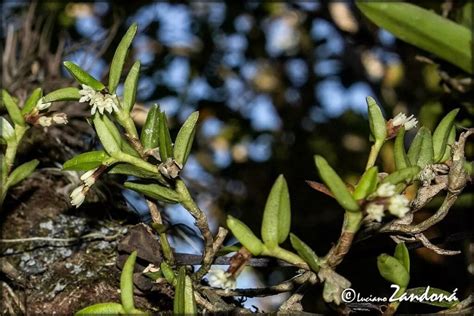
[
  {"xmin": 1, "ymin": 88, "xmax": 68, "ymax": 208},
  {"xmin": 1, "ymin": 8, "xmax": 472, "ymax": 313}
]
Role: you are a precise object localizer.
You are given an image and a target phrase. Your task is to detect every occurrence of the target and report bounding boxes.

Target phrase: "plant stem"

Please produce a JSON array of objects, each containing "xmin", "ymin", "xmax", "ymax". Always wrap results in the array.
[
  {"xmin": 365, "ymin": 140, "xmax": 383, "ymax": 170},
  {"xmin": 115, "ymin": 100, "xmax": 138, "ymax": 138},
  {"xmin": 1, "ymin": 126, "xmax": 27, "ymax": 210},
  {"xmin": 326, "ymin": 211, "xmax": 362, "ymax": 268},
  {"xmin": 146, "ymin": 199, "xmax": 175, "ymax": 264},
  {"xmin": 175, "ymin": 179, "xmax": 214, "ymax": 280}
]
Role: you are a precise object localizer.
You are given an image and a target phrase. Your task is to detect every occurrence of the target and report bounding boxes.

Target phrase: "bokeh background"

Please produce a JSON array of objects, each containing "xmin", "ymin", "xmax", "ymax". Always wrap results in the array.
[{"xmin": 2, "ymin": 1, "xmax": 472, "ymax": 313}]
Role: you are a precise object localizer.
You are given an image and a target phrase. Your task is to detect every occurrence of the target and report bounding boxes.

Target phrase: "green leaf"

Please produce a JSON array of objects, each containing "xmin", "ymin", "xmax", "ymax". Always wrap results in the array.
[
  {"xmin": 109, "ymin": 23, "xmax": 138, "ymax": 94},
  {"xmin": 2, "ymin": 90, "xmax": 25, "ymax": 126},
  {"xmin": 353, "ymin": 166, "xmax": 378, "ymax": 200},
  {"xmin": 417, "ymin": 128, "xmax": 433, "ymax": 167},
  {"xmin": 173, "ymin": 111, "xmax": 199, "ymax": 166},
  {"xmin": 43, "ymin": 87, "xmax": 81, "ymax": 102},
  {"xmin": 22, "ymin": 88, "xmax": 42, "ymax": 114},
  {"xmin": 394, "ymin": 242, "xmax": 410, "ymax": 274},
  {"xmin": 108, "ymin": 163, "xmax": 158, "ymax": 179},
  {"xmin": 140, "ymin": 104, "xmax": 160, "ymax": 151},
  {"xmin": 356, "ymin": 1, "xmax": 472, "ymax": 74},
  {"xmin": 377, "ymin": 254, "xmax": 410, "ymax": 287},
  {"xmin": 156, "ymin": 111, "xmax": 172, "ymax": 161},
  {"xmin": 6, "ymin": 159, "xmax": 39, "ymax": 187},
  {"xmin": 123, "ymin": 61, "xmax": 140, "ymax": 113},
  {"xmin": 404, "ymin": 287, "xmax": 459, "ymax": 308},
  {"xmin": 63, "ymin": 61, "xmax": 105, "ymax": 91},
  {"xmin": 174, "ymin": 267, "xmax": 196, "ymax": 315},
  {"xmin": 432, "ymin": 109, "xmax": 459, "ymax": 162},
  {"xmin": 124, "ymin": 182, "xmax": 180, "ymax": 204},
  {"xmin": 261, "ymin": 175, "xmax": 291, "ymax": 247},
  {"xmin": 226, "ymin": 215, "xmax": 264, "ymax": 256},
  {"xmin": 440, "ymin": 126, "xmax": 456, "ymax": 162},
  {"xmin": 289, "ymin": 233, "xmax": 320, "ymax": 272},
  {"xmin": 120, "ymin": 250, "xmax": 137, "ymax": 313},
  {"xmin": 366, "ymin": 96, "xmax": 387, "ymax": 143},
  {"xmin": 394, "ymin": 127, "xmax": 410, "ymax": 170},
  {"xmin": 314, "ymin": 155, "xmax": 360, "ymax": 212},
  {"xmin": 160, "ymin": 262, "xmax": 177, "ymax": 286},
  {"xmin": 0, "ymin": 117, "xmax": 15, "ymax": 141},
  {"xmin": 93, "ymin": 114, "xmax": 122, "ymax": 156},
  {"xmin": 63, "ymin": 151, "xmax": 110, "ymax": 171},
  {"xmin": 382, "ymin": 166, "xmax": 421, "ymax": 185},
  {"xmin": 100, "ymin": 114, "xmax": 140, "ymax": 157},
  {"xmin": 184, "ymin": 274, "xmax": 197, "ymax": 314},
  {"xmin": 75, "ymin": 302, "xmax": 125, "ymax": 315},
  {"xmin": 407, "ymin": 127, "xmax": 432, "ymax": 167}
]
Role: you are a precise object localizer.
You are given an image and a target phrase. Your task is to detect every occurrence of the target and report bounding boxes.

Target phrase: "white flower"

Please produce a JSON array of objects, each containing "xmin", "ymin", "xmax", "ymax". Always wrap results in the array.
[
  {"xmin": 207, "ymin": 269, "xmax": 236, "ymax": 292},
  {"xmin": 36, "ymin": 98, "xmax": 52, "ymax": 111},
  {"xmin": 79, "ymin": 84, "xmax": 96, "ymax": 103},
  {"xmin": 143, "ymin": 264, "xmax": 160, "ymax": 274},
  {"xmin": 80, "ymin": 168, "xmax": 97, "ymax": 187},
  {"xmin": 376, "ymin": 183, "xmax": 396, "ymax": 198},
  {"xmin": 70, "ymin": 185, "xmax": 87, "ymax": 208},
  {"xmin": 392, "ymin": 113, "xmax": 418, "ymax": 130},
  {"xmin": 90, "ymin": 93, "xmax": 119, "ymax": 115},
  {"xmin": 388, "ymin": 194, "xmax": 410, "ymax": 218},
  {"xmin": 79, "ymin": 85, "xmax": 120, "ymax": 115},
  {"xmin": 52, "ymin": 113, "xmax": 68, "ymax": 124},
  {"xmin": 366, "ymin": 203, "xmax": 385, "ymax": 222},
  {"xmin": 38, "ymin": 116, "xmax": 52, "ymax": 127}
]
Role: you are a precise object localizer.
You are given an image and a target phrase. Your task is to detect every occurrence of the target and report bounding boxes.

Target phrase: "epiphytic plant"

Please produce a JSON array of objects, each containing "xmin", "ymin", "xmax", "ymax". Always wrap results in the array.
[
  {"xmin": 1, "ymin": 88, "xmax": 69, "ymax": 208},
  {"xmin": 50, "ymin": 18, "xmax": 472, "ymax": 314}
]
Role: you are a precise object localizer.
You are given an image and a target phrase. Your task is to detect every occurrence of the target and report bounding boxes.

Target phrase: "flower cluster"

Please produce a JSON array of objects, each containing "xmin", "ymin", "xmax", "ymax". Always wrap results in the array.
[
  {"xmin": 79, "ymin": 84, "xmax": 120, "ymax": 115},
  {"xmin": 25, "ymin": 98, "xmax": 68, "ymax": 127},
  {"xmin": 69, "ymin": 168, "xmax": 99, "ymax": 208},
  {"xmin": 207, "ymin": 269, "xmax": 236, "ymax": 292},
  {"xmin": 365, "ymin": 183, "xmax": 410, "ymax": 222},
  {"xmin": 391, "ymin": 112, "xmax": 418, "ymax": 131}
]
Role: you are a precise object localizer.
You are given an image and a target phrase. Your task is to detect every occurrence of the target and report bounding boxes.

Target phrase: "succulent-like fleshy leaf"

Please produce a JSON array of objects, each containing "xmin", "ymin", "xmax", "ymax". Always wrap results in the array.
[
  {"xmin": 356, "ymin": 1, "xmax": 472, "ymax": 73},
  {"xmin": 226, "ymin": 215, "xmax": 264, "ymax": 256},
  {"xmin": 140, "ymin": 104, "xmax": 160, "ymax": 151},
  {"xmin": 109, "ymin": 23, "xmax": 138, "ymax": 93},
  {"xmin": 261, "ymin": 175, "xmax": 291, "ymax": 247},
  {"xmin": 432, "ymin": 109, "xmax": 459, "ymax": 162},
  {"xmin": 290, "ymin": 233, "xmax": 320, "ymax": 272},
  {"xmin": 173, "ymin": 111, "xmax": 199, "ymax": 166},
  {"xmin": 2, "ymin": 90, "xmax": 25, "ymax": 126},
  {"xmin": 123, "ymin": 61, "xmax": 140, "ymax": 113},
  {"xmin": 353, "ymin": 166, "xmax": 378, "ymax": 200},
  {"xmin": 21, "ymin": 88, "xmax": 43, "ymax": 114},
  {"xmin": 63, "ymin": 61, "xmax": 105, "ymax": 91},
  {"xmin": 314, "ymin": 155, "xmax": 360, "ymax": 212},
  {"xmin": 124, "ymin": 182, "xmax": 180, "ymax": 204},
  {"xmin": 43, "ymin": 87, "xmax": 81, "ymax": 102}
]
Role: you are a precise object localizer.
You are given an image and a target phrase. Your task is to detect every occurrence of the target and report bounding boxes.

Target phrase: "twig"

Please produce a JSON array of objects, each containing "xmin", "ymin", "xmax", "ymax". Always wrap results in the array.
[
  {"xmin": 279, "ymin": 272, "xmax": 318, "ymax": 311},
  {"xmin": 175, "ymin": 179, "xmax": 215, "ymax": 281},
  {"xmin": 0, "ymin": 232, "xmax": 123, "ymax": 244},
  {"xmin": 203, "ymin": 271, "xmax": 313, "ymax": 297},
  {"xmin": 437, "ymin": 294, "xmax": 473, "ymax": 314},
  {"xmin": 414, "ymin": 233, "xmax": 460, "ymax": 255},
  {"xmin": 381, "ymin": 192, "xmax": 458, "ymax": 234},
  {"xmin": 193, "ymin": 227, "xmax": 228, "ymax": 279},
  {"xmin": 326, "ymin": 212, "xmax": 362, "ymax": 268},
  {"xmin": 1, "ymin": 281, "xmax": 25, "ymax": 314}
]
